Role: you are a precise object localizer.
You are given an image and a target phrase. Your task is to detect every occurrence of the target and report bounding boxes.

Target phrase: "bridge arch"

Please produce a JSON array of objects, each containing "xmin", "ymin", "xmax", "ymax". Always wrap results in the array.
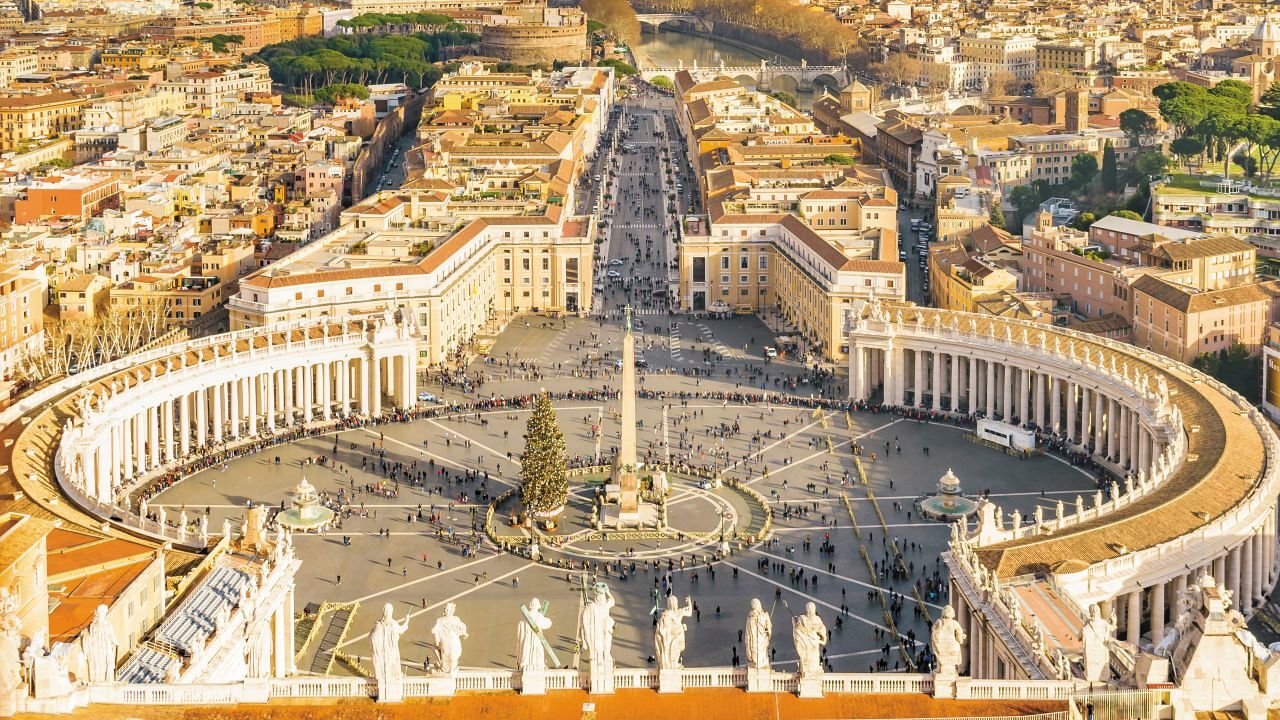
[
  {"xmin": 768, "ymin": 73, "xmax": 800, "ymax": 95},
  {"xmin": 811, "ymin": 73, "xmax": 842, "ymax": 92}
]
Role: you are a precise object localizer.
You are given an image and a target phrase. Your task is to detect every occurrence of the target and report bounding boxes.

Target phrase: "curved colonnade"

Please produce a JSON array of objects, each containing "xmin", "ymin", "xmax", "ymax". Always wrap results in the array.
[
  {"xmin": 846, "ymin": 302, "xmax": 1280, "ymax": 680},
  {"xmin": 34, "ymin": 317, "xmax": 417, "ymax": 549}
]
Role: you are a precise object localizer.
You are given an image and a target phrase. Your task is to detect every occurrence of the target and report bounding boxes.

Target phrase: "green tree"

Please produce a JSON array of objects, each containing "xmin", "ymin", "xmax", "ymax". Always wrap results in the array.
[
  {"xmin": 1134, "ymin": 151, "xmax": 1171, "ymax": 179},
  {"xmin": 1119, "ymin": 108, "xmax": 1157, "ymax": 147},
  {"xmin": 314, "ymin": 82, "xmax": 371, "ymax": 104},
  {"xmin": 1069, "ymin": 152, "xmax": 1099, "ymax": 190},
  {"xmin": 598, "ymin": 58, "xmax": 637, "ymax": 76},
  {"xmin": 989, "ymin": 202, "xmax": 1006, "ymax": 230},
  {"xmin": 824, "ymin": 153, "xmax": 855, "ymax": 165},
  {"xmin": 1192, "ymin": 342, "xmax": 1261, "ymax": 402},
  {"xmin": 1260, "ymin": 82, "xmax": 1280, "ymax": 120},
  {"xmin": 580, "ymin": 0, "xmax": 639, "ymax": 45},
  {"xmin": 651, "ymin": 76, "xmax": 673, "ymax": 90},
  {"xmin": 1108, "ymin": 210, "xmax": 1143, "ymax": 221},
  {"xmin": 1169, "ymin": 135, "xmax": 1205, "ymax": 167},
  {"xmin": 1008, "ymin": 184, "xmax": 1040, "ymax": 229},
  {"xmin": 1101, "ymin": 140, "xmax": 1118, "ymax": 193},
  {"xmin": 520, "ymin": 394, "xmax": 568, "ymax": 516},
  {"xmin": 771, "ymin": 91, "xmax": 797, "ymax": 108}
]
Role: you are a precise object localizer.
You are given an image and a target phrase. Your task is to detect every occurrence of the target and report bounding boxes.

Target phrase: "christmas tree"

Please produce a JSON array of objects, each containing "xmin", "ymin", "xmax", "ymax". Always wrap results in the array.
[{"xmin": 520, "ymin": 393, "xmax": 568, "ymax": 516}]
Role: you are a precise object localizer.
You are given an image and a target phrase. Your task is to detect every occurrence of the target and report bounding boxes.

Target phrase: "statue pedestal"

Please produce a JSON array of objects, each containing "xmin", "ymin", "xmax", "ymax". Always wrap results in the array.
[
  {"xmin": 521, "ymin": 669, "xmax": 547, "ymax": 695},
  {"xmin": 426, "ymin": 675, "xmax": 457, "ymax": 697},
  {"xmin": 932, "ymin": 672, "xmax": 958, "ymax": 699},
  {"xmin": 658, "ymin": 668, "xmax": 682, "ymax": 693},
  {"xmin": 590, "ymin": 663, "xmax": 615, "ymax": 694},
  {"xmin": 377, "ymin": 677, "xmax": 403, "ymax": 703},
  {"xmin": 796, "ymin": 675, "xmax": 824, "ymax": 699},
  {"xmin": 242, "ymin": 679, "xmax": 271, "ymax": 703},
  {"xmin": 746, "ymin": 667, "xmax": 773, "ymax": 693}
]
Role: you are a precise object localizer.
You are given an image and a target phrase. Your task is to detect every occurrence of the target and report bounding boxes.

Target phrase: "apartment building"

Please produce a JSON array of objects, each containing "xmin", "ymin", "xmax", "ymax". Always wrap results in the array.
[
  {"xmin": 958, "ymin": 33, "xmax": 1037, "ymax": 85},
  {"xmin": 1035, "ymin": 41, "xmax": 1097, "ymax": 72},
  {"xmin": 0, "ymin": 262, "xmax": 45, "ymax": 381},
  {"xmin": 0, "ymin": 91, "xmax": 86, "ymax": 152},
  {"xmin": 14, "ymin": 173, "xmax": 121, "ymax": 225},
  {"xmin": 1131, "ymin": 274, "xmax": 1280, "ymax": 362},
  {"xmin": 159, "ymin": 64, "xmax": 273, "ymax": 111}
]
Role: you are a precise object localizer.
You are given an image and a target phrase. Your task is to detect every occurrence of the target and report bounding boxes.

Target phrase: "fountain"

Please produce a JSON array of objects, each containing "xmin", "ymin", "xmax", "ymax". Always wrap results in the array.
[
  {"xmin": 275, "ymin": 477, "xmax": 335, "ymax": 532},
  {"xmin": 916, "ymin": 468, "xmax": 979, "ymax": 522}
]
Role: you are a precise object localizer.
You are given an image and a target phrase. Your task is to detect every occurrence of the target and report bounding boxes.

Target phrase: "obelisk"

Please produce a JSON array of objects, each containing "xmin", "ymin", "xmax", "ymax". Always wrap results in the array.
[
  {"xmin": 613, "ymin": 306, "xmax": 640, "ymax": 524},
  {"xmin": 618, "ymin": 306, "xmax": 637, "ymax": 469}
]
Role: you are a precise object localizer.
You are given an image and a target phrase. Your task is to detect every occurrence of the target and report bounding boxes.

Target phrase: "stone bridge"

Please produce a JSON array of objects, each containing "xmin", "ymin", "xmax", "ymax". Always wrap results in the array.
[
  {"xmin": 638, "ymin": 59, "xmax": 850, "ymax": 93},
  {"xmin": 634, "ymin": 13, "xmax": 714, "ymax": 33}
]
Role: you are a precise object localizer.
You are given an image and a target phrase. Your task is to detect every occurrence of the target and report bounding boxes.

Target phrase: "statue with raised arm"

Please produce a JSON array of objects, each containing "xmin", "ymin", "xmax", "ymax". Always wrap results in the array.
[
  {"xmin": 745, "ymin": 598, "xmax": 772, "ymax": 670},
  {"xmin": 1080, "ymin": 603, "xmax": 1115, "ymax": 683},
  {"xmin": 581, "ymin": 584, "xmax": 615, "ymax": 676},
  {"xmin": 655, "ymin": 595, "xmax": 693, "ymax": 670},
  {"xmin": 430, "ymin": 603, "xmax": 467, "ymax": 676},
  {"xmin": 82, "ymin": 605, "xmax": 118, "ymax": 684},
  {"xmin": 931, "ymin": 605, "xmax": 966, "ymax": 678},
  {"xmin": 370, "ymin": 603, "xmax": 409, "ymax": 697},
  {"xmin": 792, "ymin": 602, "xmax": 827, "ymax": 677}
]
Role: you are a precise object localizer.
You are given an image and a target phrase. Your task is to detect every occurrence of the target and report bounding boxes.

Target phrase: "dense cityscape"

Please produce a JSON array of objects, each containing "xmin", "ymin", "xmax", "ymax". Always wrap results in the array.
[{"xmin": 0, "ymin": 0, "xmax": 1277, "ymax": 718}]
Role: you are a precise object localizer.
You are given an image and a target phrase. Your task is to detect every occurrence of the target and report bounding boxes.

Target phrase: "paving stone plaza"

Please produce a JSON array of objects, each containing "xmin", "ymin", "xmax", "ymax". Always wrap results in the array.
[{"xmin": 148, "ymin": 314, "xmax": 1098, "ymax": 676}]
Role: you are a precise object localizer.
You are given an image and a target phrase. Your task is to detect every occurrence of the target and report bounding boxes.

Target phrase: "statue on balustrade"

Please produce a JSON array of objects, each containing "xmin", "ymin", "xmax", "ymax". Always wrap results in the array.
[
  {"xmin": 791, "ymin": 602, "xmax": 828, "ymax": 677},
  {"xmin": 745, "ymin": 598, "xmax": 772, "ymax": 670},
  {"xmin": 581, "ymin": 584, "xmax": 615, "ymax": 677},
  {"xmin": 243, "ymin": 592, "xmax": 272, "ymax": 681},
  {"xmin": 931, "ymin": 605, "xmax": 966, "ymax": 678},
  {"xmin": 655, "ymin": 595, "xmax": 694, "ymax": 670},
  {"xmin": 430, "ymin": 603, "xmax": 467, "ymax": 676},
  {"xmin": 1081, "ymin": 603, "xmax": 1116, "ymax": 683},
  {"xmin": 82, "ymin": 605, "xmax": 118, "ymax": 684},
  {"xmin": 371, "ymin": 603, "xmax": 409, "ymax": 691},
  {"xmin": 516, "ymin": 598, "xmax": 553, "ymax": 672}
]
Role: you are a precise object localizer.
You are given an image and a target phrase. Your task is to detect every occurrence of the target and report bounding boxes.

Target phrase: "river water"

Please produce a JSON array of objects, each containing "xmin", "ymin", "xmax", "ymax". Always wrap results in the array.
[{"xmin": 632, "ymin": 28, "xmax": 822, "ymax": 109}]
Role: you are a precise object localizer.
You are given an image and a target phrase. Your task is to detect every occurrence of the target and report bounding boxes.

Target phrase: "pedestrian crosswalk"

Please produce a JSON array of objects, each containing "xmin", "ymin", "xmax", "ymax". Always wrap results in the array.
[{"xmin": 616, "ymin": 223, "xmax": 659, "ymax": 229}]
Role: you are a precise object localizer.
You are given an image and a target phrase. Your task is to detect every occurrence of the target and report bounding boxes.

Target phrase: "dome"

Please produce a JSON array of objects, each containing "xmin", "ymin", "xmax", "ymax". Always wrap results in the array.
[{"xmin": 1254, "ymin": 17, "xmax": 1280, "ymax": 43}]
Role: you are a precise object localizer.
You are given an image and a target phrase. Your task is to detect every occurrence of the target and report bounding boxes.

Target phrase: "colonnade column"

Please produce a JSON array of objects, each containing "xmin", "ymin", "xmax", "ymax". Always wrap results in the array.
[
  {"xmin": 148, "ymin": 405, "xmax": 160, "ymax": 469},
  {"xmin": 1034, "ymin": 373, "xmax": 1045, "ymax": 427},
  {"xmin": 162, "ymin": 400, "xmax": 174, "ymax": 463},
  {"xmin": 179, "ymin": 394, "xmax": 191, "ymax": 457},
  {"xmin": 229, "ymin": 378, "xmax": 240, "ymax": 440},
  {"xmin": 1065, "ymin": 382, "xmax": 1077, "ymax": 443},
  {"xmin": 950, "ymin": 352, "xmax": 961, "ymax": 412},
  {"xmin": 1093, "ymin": 391, "xmax": 1105, "ymax": 454},
  {"xmin": 967, "ymin": 357, "xmax": 978, "ymax": 413},
  {"xmin": 1126, "ymin": 590, "xmax": 1141, "ymax": 645},
  {"xmin": 199, "ymin": 386, "xmax": 210, "ymax": 447},
  {"xmin": 1018, "ymin": 369, "xmax": 1030, "ymax": 425},
  {"xmin": 985, "ymin": 361, "xmax": 996, "ymax": 416},
  {"xmin": 1001, "ymin": 364, "xmax": 1012, "ymax": 421},
  {"xmin": 212, "ymin": 384, "xmax": 224, "ymax": 444},
  {"xmin": 371, "ymin": 356, "xmax": 382, "ymax": 416},
  {"xmin": 1243, "ymin": 535, "xmax": 1256, "ymax": 613},
  {"xmin": 914, "ymin": 350, "xmax": 925, "ymax": 407},
  {"xmin": 1150, "ymin": 582, "xmax": 1166, "ymax": 646},
  {"xmin": 1119, "ymin": 407, "xmax": 1130, "ymax": 468},
  {"xmin": 1050, "ymin": 378, "xmax": 1061, "ymax": 434}
]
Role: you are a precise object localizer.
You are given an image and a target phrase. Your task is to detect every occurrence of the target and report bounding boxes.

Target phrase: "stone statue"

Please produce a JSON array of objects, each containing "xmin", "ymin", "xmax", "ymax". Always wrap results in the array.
[
  {"xmin": 370, "ymin": 603, "xmax": 409, "ymax": 690},
  {"xmin": 745, "ymin": 598, "xmax": 772, "ymax": 670},
  {"xmin": 430, "ymin": 603, "xmax": 467, "ymax": 676},
  {"xmin": 1080, "ymin": 603, "xmax": 1115, "ymax": 682},
  {"xmin": 81, "ymin": 605, "xmax": 117, "ymax": 684},
  {"xmin": 655, "ymin": 595, "xmax": 693, "ymax": 670},
  {"xmin": 931, "ymin": 605, "xmax": 966, "ymax": 677},
  {"xmin": 244, "ymin": 615, "xmax": 272, "ymax": 680},
  {"xmin": 580, "ymin": 584, "xmax": 615, "ymax": 676},
  {"xmin": 517, "ymin": 598, "xmax": 553, "ymax": 671},
  {"xmin": 791, "ymin": 602, "xmax": 828, "ymax": 677}
]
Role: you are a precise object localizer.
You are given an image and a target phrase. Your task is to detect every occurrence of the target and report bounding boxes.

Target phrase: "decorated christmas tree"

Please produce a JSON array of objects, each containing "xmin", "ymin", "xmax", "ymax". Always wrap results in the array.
[{"xmin": 520, "ymin": 393, "xmax": 568, "ymax": 516}]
